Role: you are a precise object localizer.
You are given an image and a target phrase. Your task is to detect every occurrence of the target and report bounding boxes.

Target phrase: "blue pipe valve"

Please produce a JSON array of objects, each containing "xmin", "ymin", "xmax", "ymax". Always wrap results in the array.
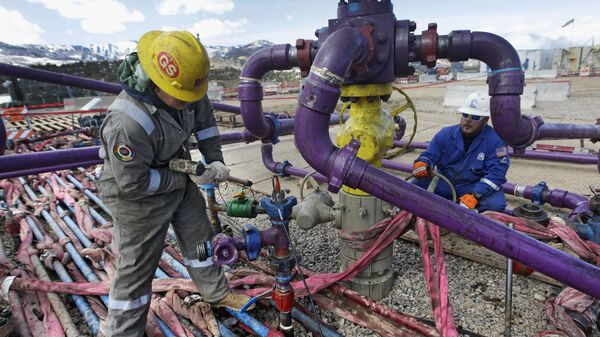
[
  {"xmin": 531, "ymin": 181, "xmax": 549, "ymax": 205},
  {"xmin": 260, "ymin": 195, "xmax": 297, "ymax": 220},
  {"xmin": 243, "ymin": 224, "xmax": 262, "ymax": 261},
  {"xmin": 576, "ymin": 216, "xmax": 600, "ymax": 245}
]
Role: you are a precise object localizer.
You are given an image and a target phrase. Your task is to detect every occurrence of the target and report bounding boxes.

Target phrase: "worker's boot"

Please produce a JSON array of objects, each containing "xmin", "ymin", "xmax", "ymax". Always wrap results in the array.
[{"xmin": 213, "ymin": 291, "xmax": 255, "ymax": 311}]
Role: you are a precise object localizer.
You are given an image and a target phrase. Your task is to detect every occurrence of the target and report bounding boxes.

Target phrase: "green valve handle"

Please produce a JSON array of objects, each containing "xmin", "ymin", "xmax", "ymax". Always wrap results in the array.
[{"xmin": 227, "ymin": 198, "xmax": 257, "ymax": 218}]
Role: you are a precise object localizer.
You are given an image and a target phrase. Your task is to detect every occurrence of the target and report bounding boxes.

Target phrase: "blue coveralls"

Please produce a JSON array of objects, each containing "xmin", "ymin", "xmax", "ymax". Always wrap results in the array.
[{"xmin": 414, "ymin": 125, "xmax": 510, "ymax": 212}]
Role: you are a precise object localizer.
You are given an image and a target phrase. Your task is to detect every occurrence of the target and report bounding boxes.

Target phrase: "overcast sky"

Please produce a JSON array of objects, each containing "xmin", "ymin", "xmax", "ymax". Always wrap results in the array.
[{"xmin": 0, "ymin": 0, "xmax": 598, "ymax": 49}]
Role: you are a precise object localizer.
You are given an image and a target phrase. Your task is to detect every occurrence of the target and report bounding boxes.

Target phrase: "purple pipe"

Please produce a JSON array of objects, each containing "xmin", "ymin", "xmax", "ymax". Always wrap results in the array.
[
  {"xmin": 0, "ymin": 62, "xmax": 121, "ymax": 94},
  {"xmin": 261, "ymin": 144, "xmax": 327, "ymax": 183},
  {"xmin": 0, "ymin": 113, "xmax": 345, "ymax": 178},
  {"xmin": 219, "ymin": 113, "xmax": 344, "ymax": 145},
  {"xmin": 0, "ymin": 160, "xmax": 103, "ymax": 180},
  {"xmin": 212, "ymin": 103, "xmax": 240, "ymax": 114},
  {"xmin": 462, "ymin": 32, "xmax": 534, "ymax": 149},
  {"xmin": 263, "ymin": 144, "xmax": 591, "ymax": 221},
  {"xmin": 393, "ymin": 140, "xmax": 598, "ymax": 165},
  {"xmin": 0, "ymin": 62, "xmax": 245, "ymax": 116},
  {"xmin": 238, "ymin": 44, "xmax": 297, "ymax": 141},
  {"xmin": 0, "ymin": 117, "xmax": 5, "ymax": 155},
  {"xmin": 263, "ymin": 141, "xmax": 592, "ymax": 222},
  {"xmin": 290, "ymin": 28, "xmax": 600, "ymax": 298},
  {"xmin": 503, "ymin": 183, "xmax": 590, "ymax": 220},
  {"xmin": 537, "ymin": 123, "xmax": 600, "ymax": 141},
  {"xmin": 443, "ymin": 32, "xmax": 600, "ymax": 149},
  {"xmin": 0, "ymin": 147, "xmax": 100, "ymax": 172}
]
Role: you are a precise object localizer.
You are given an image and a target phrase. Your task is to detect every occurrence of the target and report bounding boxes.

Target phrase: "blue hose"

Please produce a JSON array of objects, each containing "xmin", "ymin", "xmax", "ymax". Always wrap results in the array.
[
  {"xmin": 65, "ymin": 174, "xmax": 113, "ymax": 216},
  {"xmin": 53, "ymin": 261, "xmax": 101, "ymax": 336},
  {"xmin": 35, "ymin": 176, "xmax": 238, "ymax": 337},
  {"xmin": 25, "ymin": 215, "xmax": 101, "ymax": 335},
  {"xmin": 161, "ymin": 251, "xmax": 191, "ymax": 278},
  {"xmin": 292, "ymin": 306, "xmax": 344, "ymax": 337},
  {"xmin": 224, "ymin": 308, "xmax": 270, "ymax": 337}
]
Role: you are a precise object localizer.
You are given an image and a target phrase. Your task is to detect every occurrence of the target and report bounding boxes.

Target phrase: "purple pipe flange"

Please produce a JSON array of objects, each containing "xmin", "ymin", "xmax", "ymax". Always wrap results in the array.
[
  {"xmin": 291, "ymin": 25, "xmax": 600, "ymax": 298},
  {"xmin": 211, "ymin": 234, "xmax": 240, "ymax": 266}
]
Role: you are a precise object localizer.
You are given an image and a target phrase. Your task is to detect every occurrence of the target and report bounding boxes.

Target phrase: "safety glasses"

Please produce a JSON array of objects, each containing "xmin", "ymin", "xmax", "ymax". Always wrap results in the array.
[{"xmin": 462, "ymin": 113, "xmax": 484, "ymax": 121}]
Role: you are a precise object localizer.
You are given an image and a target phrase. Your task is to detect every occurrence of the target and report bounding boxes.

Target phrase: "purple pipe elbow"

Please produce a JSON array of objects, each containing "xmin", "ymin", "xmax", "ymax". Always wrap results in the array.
[
  {"xmin": 259, "ymin": 226, "xmax": 289, "ymax": 248},
  {"xmin": 294, "ymin": 27, "xmax": 368, "ymax": 174},
  {"xmin": 447, "ymin": 32, "xmax": 537, "ymax": 149},
  {"xmin": 261, "ymin": 144, "xmax": 328, "ymax": 182},
  {"xmin": 239, "ymin": 44, "xmax": 296, "ymax": 141},
  {"xmin": 241, "ymin": 44, "xmax": 296, "ymax": 79}
]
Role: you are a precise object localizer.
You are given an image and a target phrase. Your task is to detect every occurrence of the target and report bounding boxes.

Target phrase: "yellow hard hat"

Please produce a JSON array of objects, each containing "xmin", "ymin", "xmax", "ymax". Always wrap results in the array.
[{"xmin": 137, "ymin": 30, "xmax": 210, "ymax": 102}]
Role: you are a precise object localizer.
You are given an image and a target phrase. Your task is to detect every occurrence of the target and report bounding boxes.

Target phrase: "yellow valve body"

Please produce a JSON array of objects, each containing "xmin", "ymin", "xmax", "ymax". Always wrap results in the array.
[{"xmin": 336, "ymin": 84, "xmax": 395, "ymax": 195}]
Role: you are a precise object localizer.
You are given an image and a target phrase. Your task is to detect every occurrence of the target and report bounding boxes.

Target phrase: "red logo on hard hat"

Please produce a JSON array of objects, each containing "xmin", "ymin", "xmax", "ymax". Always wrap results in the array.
[{"xmin": 157, "ymin": 51, "xmax": 179, "ymax": 78}]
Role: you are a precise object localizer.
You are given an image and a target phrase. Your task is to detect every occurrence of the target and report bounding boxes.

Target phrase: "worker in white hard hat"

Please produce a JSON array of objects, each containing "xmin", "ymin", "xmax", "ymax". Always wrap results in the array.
[
  {"xmin": 97, "ymin": 30, "xmax": 252, "ymax": 337},
  {"xmin": 411, "ymin": 91, "xmax": 510, "ymax": 212}
]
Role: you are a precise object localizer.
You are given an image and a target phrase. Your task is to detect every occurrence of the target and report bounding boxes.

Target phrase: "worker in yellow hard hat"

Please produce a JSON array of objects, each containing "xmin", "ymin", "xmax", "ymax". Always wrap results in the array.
[{"xmin": 97, "ymin": 30, "xmax": 252, "ymax": 337}]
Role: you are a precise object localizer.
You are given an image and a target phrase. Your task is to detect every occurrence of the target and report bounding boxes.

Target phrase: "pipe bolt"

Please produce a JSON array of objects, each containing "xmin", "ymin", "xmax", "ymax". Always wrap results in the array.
[
  {"xmin": 376, "ymin": 32, "xmax": 387, "ymax": 44},
  {"xmin": 409, "ymin": 21, "xmax": 417, "ymax": 31},
  {"xmin": 358, "ymin": 207, "xmax": 368, "ymax": 217}
]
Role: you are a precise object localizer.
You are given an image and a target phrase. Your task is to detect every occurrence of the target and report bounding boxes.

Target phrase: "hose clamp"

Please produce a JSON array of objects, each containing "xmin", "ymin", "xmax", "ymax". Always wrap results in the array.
[
  {"xmin": 328, "ymin": 139, "xmax": 362, "ymax": 193},
  {"xmin": 513, "ymin": 184, "xmax": 526, "ymax": 198},
  {"xmin": 264, "ymin": 113, "xmax": 282, "ymax": 144},
  {"xmin": 531, "ymin": 181, "xmax": 548, "ymax": 205},
  {"xmin": 275, "ymin": 160, "xmax": 291, "ymax": 177}
]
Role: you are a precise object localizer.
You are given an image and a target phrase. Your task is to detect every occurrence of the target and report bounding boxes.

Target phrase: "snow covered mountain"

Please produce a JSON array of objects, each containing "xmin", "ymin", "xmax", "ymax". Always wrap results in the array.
[{"xmin": 0, "ymin": 40, "xmax": 274, "ymax": 66}]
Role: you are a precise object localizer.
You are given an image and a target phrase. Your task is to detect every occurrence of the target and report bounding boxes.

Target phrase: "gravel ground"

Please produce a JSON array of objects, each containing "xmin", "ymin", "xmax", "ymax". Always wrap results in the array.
[{"xmin": 214, "ymin": 181, "xmax": 557, "ymax": 337}]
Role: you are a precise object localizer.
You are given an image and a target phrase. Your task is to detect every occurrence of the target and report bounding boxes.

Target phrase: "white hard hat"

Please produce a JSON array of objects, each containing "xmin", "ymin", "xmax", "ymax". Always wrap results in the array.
[{"xmin": 458, "ymin": 92, "xmax": 490, "ymax": 117}]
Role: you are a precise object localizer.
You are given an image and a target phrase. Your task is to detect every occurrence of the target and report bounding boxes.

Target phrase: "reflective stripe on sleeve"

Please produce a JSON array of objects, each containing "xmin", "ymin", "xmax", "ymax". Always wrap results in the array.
[
  {"xmin": 195, "ymin": 126, "xmax": 220, "ymax": 141},
  {"xmin": 108, "ymin": 294, "xmax": 150, "ymax": 311},
  {"xmin": 124, "ymin": 108, "xmax": 155, "ymax": 135},
  {"xmin": 481, "ymin": 178, "xmax": 500, "ymax": 191}
]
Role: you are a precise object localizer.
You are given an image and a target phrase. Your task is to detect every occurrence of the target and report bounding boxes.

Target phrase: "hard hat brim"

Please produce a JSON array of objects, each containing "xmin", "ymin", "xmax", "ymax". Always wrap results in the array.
[
  {"xmin": 138, "ymin": 30, "xmax": 208, "ymax": 103},
  {"xmin": 457, "ymin": 106, "xmax": 490, "ymax": 117}
]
